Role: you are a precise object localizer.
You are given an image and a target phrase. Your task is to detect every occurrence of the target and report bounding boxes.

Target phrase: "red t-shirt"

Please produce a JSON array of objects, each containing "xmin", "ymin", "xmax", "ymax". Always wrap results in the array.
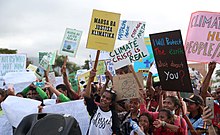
[
  {"xmin": 213, "ymin": 100, "xmax": 220, "ymax": 128},
  {"xmin": 140, "ymin": 103, "xmax": 187, "ymax": 135}
]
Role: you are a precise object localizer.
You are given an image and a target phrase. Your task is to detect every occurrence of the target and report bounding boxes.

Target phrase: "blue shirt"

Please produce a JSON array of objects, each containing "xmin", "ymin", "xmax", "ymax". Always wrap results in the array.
[{"xmin": 187, "ymin": 114, "xmax": 207, "ymax": 135}]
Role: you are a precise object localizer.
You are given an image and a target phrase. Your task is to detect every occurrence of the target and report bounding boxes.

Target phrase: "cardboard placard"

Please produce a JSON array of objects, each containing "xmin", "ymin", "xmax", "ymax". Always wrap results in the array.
[
  {"xmin": 86, "ymin": 9, "xmax": 120, "ymax": 52},
  {"xmin": 113, "ymin": 72, "xmax": 143, "ymax": 101},
  {"xmin": 185, "ymin": 11, "xmax": 220, "ymax": 63},
  {"xmin": 150, "ymin": 30, "xmax": 193, "ymax": 93}
]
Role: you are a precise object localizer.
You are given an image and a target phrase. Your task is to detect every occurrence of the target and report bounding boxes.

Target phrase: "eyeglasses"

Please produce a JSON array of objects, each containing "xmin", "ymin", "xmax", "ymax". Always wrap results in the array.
[{"xmin": 106, "ymin": 88, "xmax": 116, "ymax": 94}]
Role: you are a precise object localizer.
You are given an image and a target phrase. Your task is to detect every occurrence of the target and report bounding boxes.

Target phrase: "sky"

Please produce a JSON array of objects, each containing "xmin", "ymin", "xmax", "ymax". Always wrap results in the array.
[{"xmin": 0, "ymin": 0, "xmax": 220, "ymax": 66}]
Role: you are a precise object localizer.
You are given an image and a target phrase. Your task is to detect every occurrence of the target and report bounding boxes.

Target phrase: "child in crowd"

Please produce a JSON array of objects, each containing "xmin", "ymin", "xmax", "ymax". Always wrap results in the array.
[{"xmin": 153, "ymin": 108, "xmax": 184, "ymax": 135}]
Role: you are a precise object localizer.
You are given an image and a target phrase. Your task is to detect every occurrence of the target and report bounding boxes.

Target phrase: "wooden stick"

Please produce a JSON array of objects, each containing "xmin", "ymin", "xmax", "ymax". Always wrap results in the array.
[
  {"xmin": 128, "ymin": 65, "xmax": 142, "ymax": 89},
  {"xmin": 91, "ymin": 50, "xmax": 100, "ymax": 81}
]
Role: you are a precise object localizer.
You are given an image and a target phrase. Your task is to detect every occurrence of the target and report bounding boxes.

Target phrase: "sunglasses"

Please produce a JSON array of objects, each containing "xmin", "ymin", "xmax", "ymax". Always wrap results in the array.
[{"xmin": 106, "ymin": 88, "xmax": 116, "ymax": 94}]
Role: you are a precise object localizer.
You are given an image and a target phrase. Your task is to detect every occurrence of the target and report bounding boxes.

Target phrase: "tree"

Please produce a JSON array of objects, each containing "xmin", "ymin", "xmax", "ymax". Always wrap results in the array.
[
  {"xmin": 0, "ymin": 48, "xmax": 17, "ymax": 54},
  {"xmin": 82, "ymin": 60, "xmax": 90, "ymax": 70},
  {"xmin": 53, "ymin": 55, "xmax": 80, "ymax": 76}
]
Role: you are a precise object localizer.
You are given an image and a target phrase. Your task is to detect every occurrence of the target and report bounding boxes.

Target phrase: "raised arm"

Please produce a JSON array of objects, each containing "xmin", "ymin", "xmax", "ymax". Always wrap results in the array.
[
  {"xmin": 45, "ymin": 82, "xmax": 70, "ymax": 102},
  {"xmin": 84, "ymin": 69, "xmax": 96, "ymax": 98},
  {"xmin": 200, "ymin": 62, "xmax": 216, "ymax": 101},
  {"xmin": 100, "ymin": 70, "xmax": 113, "ymax": 96},
  {"xmin": 61, "ymin": 56, "xmax": 79, "ymax": 100}
]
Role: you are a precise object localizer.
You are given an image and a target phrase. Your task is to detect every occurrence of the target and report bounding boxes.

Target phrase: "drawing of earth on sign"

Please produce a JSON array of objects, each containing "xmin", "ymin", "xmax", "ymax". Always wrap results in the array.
[{"xmin": 121, "ymin": 77, "xmax": 136, "ymax": 98}]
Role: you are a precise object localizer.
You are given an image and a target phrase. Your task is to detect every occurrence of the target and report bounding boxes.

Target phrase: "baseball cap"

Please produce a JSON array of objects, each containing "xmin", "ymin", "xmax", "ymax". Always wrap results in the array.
[{"xmin": 183, "ymin": 94, "xmax": 204, "ymax": 106}]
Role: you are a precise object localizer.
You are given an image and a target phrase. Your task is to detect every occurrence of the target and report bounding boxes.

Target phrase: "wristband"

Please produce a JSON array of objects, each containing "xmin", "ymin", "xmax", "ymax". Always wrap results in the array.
[{"xmin": 162, "ymin": 121, "xmax": 166, "ymax": 127}]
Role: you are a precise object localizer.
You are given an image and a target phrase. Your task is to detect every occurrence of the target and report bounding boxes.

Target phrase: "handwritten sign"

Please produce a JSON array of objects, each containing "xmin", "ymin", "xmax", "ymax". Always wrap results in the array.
[
  {"xmin": 60, "ymin": 28, "xmax": 82, "ymax": 57},
  {"xmin": 150, "ymin": 30, "xmax": 193, "ymax": 93},
  {"xmin": 117, "ymin": 20, "xmax": 146, "ymax": 40},
  {"xmin": 113, "ymin": 73, "xmax": 143, "ymax": 101},
  {"xmin": 110, "ymin": 38, "xmax": 149, "ymax": 69},
  {"xmin": 185, "ymin": 11, "xmax": 220, "ymax": 63},
  {"xmin": 86, "ymin": 9, "xmax": 121, "ymax": 52},
  {"xmin": 0, "ymin": 54, "xmax": 26, "ymax": 76},
  {"xmin": 134, "ymin": 37, "xmax": 155, "ymax": 76}
]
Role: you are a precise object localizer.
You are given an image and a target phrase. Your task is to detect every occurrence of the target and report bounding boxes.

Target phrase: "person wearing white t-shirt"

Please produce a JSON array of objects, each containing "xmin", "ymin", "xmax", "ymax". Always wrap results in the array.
[{"xmin": 84, "ymin": 69, "xmax": 120, "ymax": 135}]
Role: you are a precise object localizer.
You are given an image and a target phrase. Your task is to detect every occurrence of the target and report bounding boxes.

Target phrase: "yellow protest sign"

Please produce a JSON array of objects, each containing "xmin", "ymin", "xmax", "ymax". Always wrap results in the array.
[
  {"xmin": 77, "ymin": 70, "xmax": 98, "ymax": 89},
  {"xmin": 86, "ymin": 9, "xmax": 121, "ymax": 52}
]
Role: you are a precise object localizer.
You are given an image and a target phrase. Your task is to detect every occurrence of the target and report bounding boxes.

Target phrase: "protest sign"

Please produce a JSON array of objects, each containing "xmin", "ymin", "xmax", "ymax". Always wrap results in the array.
[
  {"xmin": 75, "ymin": 69, "xmax": 88, "ymax": 80},
  {"xmin": 55, "ymin": 76, "xmax": 63, "ymax": 87},
  {"xmin": 86, "ymin": 9, "xmax": 121, "ymax": 52},
  {"xmin": 90, "ymin": 50, "xmax": 110, "ymax": 60},
  {"xmin": 39, "ymin": 52, "xmax": 48, "ymax": 63},
  {"xmin": 0, "ymin": 77, "xmax": 4, "ymax": 89},
  {"xmin": 39, "ymin": 56, "xmax": 49, "ymax": 70},
  {"xmin": 150, "ymin": 30, "xmax": 193, "ymax": 93},
  {"xmin": 48, "ymin": 72, "xmax": 56, "ymax": 86},
  {"xmin": 35, "ymin": 66, "xmax": 45, "ymax": 79},
  {"xmin": 134, "ymin": 37, "xmax": 155, "ymax": 76},
  {"xmin": 117, "ymin": 20, "xmax": 146, "ymax": 40},
  {"xmin": 1, "ymin": 96, "xmax": 41, "ymax": 128},
  {"xmin": 4, "ymin": 72, "xmax": 36, "ymax": 85},
  {"xmin": 185, "ymin": 11, "xmax": 220, "ymax": 63},
  {"xmin": 91, "ymin": 60, "xmax": 106, "ymax": 75},
  {"xmin": 68, "ymin": 72, "xmax": 78, "ymax": 92},
  {"xmin": 27, "ymin": 64, "xmax": 38, "ymax": 72},
  {"xmin": 110, "ymin": 38, "xmax": 149, "ymax": 69},
  {"xmin": 106, "ymin": 59, "xmax": 116, "ymax": 76},
  {"xmin": 0, "ymin": 114, "xmax": 13, "ymax": 135},
  {"xmin": 77, "ymin": 70, "xmax": 98, "ymax": 86},
  {"xmin": 0, "ymin": 54, "xmax": 26, "ymax": 76},
  {"xmin": 39, "ymin": 51, "xmax": 57, "ymax": 65},
  {"xmin": 60, "ymin": 28, "xmax": 82, "ymax": 57},
  {"xmin": 42, "ymin": 100, "xmax": 89, "ymax": 135},
  {"xmin": 113, "ymin": 72, "xmax": 143, "ymax": 101}
]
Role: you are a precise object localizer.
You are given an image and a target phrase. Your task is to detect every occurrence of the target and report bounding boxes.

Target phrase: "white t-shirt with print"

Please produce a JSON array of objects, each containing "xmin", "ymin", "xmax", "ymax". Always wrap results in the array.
[{"xmin": 88, "ymin": 106, "xmax": 113, "ymax": 135}]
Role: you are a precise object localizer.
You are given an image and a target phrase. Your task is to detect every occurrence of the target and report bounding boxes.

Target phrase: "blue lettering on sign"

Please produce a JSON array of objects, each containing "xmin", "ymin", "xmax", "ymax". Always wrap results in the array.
[
  {"xmin": 152, "ymin": 38, "xmax": 165, "ymax": 46},
  {"xmin": 165, "ymin": 37, "xmax": 182, "ymax": 45},
  {"xmin": 125, "ymin": 26, "xmax": 129, "ymax": 38},
  {"xmin": 118, "ymin": 20, "xmax": 127, "ymax": 40}
]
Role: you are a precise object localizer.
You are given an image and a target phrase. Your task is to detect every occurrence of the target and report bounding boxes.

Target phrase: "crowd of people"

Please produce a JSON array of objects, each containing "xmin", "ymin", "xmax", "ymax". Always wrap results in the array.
[{"xmin": 0, "ymin": 58, "xmax": 219, "ymax": 135}]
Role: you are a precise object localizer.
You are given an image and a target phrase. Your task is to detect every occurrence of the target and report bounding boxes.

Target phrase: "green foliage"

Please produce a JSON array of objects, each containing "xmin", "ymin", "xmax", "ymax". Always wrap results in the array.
[{"xmin": 0, "ymin": 48, "xmax": 17, "ymax": 54}]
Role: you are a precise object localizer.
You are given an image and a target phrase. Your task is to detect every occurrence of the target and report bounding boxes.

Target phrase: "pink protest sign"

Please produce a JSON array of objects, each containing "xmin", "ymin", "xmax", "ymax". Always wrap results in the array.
[{"xmin": 185, "ymin": 11, "xmax": 220, "ymax": 63}]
